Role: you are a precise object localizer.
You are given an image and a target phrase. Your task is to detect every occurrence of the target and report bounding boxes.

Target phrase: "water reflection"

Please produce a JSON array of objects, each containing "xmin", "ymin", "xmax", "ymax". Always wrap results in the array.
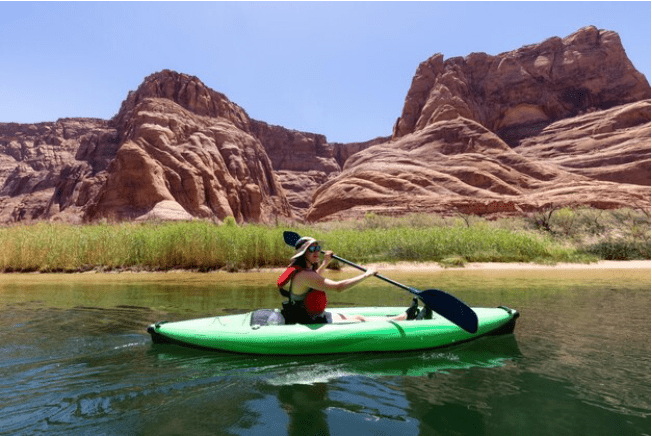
[
  {"xmin": 143, "ymin": 335, "xmax": 521, "ymax": 435},
  {"xmin": 148, "ymin": 334, "xmax": 521, "ymax": 380},
  {"xmin": 277, "ymin": 383, "xmax": 329, "ymax": 436}
]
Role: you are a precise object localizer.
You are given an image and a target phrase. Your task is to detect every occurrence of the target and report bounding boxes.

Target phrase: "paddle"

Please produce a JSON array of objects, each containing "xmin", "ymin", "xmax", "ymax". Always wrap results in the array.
[{"xmin": 283, "ymin": 231, "xmax": 479, "ymax": 334}]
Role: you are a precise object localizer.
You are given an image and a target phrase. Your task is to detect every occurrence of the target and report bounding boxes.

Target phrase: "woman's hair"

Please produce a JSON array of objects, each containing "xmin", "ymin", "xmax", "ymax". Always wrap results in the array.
[{"xmin": 290, "ymin": 253, "xmax": 316, "ymax": 270}]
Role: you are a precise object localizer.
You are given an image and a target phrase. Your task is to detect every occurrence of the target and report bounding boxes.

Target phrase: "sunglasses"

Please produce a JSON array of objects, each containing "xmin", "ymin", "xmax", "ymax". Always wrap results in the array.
[{"xmin": 307, "ymin": 245, "xmax": 321, "ymax": 253}]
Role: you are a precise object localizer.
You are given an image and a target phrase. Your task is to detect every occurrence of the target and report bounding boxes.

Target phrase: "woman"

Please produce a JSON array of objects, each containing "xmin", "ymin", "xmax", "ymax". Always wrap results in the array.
[{"xmin": 278, "ymin": 236, "xmax": 420, "ymax": 324}]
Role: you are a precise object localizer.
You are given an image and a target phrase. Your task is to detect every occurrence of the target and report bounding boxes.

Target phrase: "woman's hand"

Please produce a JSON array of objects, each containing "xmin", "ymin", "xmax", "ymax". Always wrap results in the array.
[
  {"xmin": 316, "ymin": 250, "xmax": 334, "ymax": 275},
  {"xmin": 364, "ymin": 267, "xmax": 377, "ymax": 278}
]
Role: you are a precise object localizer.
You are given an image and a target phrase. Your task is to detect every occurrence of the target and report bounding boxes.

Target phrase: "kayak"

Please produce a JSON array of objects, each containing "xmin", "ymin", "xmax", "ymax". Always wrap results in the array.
[{"xmin": 147, "ymin": 306, "xmax": 519, "ymax": 355}]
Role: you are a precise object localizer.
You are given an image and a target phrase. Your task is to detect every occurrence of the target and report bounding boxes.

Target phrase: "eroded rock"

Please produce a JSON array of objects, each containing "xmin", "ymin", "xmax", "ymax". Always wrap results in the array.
[
  {"xmin": 393, "ymin": 26, "xmax": 650, "ymax": 147},
  {"xmin": 306, "ymin": 111, "xmax": 650, "ymax": 221},
  {"xmin": 86, "ymin": 95, "xmax": 292, "ymax": 223},
  {"xmin": 0, "ymin": 27, "xmax": 649, "ymax": 225}
]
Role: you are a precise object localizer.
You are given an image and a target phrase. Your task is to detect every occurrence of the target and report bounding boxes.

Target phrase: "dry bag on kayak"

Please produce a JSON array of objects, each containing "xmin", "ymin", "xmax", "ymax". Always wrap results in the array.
[{"xmin": 250, "ymin": 309, "xmax": 285, "ymax": 326}]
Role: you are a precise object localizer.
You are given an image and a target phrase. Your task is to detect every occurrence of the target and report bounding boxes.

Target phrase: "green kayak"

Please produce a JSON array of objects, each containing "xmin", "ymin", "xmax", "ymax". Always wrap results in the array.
[{"xmin": 147, "ymin": 306, "xmax": 519, "ymax": 355}]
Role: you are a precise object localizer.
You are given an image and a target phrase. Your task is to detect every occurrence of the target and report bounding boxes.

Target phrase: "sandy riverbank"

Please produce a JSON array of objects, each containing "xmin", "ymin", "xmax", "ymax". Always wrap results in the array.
[
  {"xmin": 0, "ymin": 261, "xmax": 648, "ymax": 277},
  {"xmin": 362, "ymin": 260, "xmax": 651, "ymax": 272},
  {"xmin": 257, "ymin": 260, "xmax": 651, "ymax": 274}
]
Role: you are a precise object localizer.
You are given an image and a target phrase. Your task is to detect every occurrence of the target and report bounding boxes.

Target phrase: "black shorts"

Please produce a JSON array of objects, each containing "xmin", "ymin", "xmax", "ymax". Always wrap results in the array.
[{"xmin": 281, "ymin": 301, "xmax": 332, "ymax": 325}]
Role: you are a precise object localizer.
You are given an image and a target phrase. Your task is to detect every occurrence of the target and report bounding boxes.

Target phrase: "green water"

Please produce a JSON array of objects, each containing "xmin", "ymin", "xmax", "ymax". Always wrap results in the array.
[{"xmin": 0, "ymin": 266, "xmax": 649, "ymax": 435}]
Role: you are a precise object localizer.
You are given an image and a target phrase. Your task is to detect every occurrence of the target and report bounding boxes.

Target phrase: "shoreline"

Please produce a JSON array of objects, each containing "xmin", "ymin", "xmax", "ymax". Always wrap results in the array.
[
  {"xmin": 0, "ymin": 260, "xmax": 648, "ymax": 277},
  {"xmin": 359, "ymin": 260, "xmax": 651, "ymax": 272},
  {"xmin": 257, "ymin": 259, "xmax": 651, "ymax": 274}
]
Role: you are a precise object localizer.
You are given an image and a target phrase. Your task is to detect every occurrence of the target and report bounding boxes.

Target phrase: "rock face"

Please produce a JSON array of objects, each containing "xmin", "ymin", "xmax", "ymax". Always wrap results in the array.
[
  {"xmin": 0, "ymin": 119, "xmax": 119, "ymax": 223},
  {"xmin": 305, "ymin": 107, "xmax": 650, "ymax": 221},
  {"xmin": 89, "ymin": 71, "xmax": 293, "ymax": 223},
  {"xmin": 1, "ymin": 71, "xmax": 293, "ymax": 224},
  {"xmin": 515, "ymin": 100, "xmax": 651, "ymax": 186},
  {"xmin": 248, "ymin": 122, "xmax": 389, "ymax": 217},
  {"xmin": 249, "ymin": 120, "xmax": 341, "ymax": 217},
  {"xmin": 0, "ymin": 26, "xmax": 649, "ymax": 225},
  {"xmin": 306, "ymin": 26, "xmax": 651, "ymax": 221},
  {"xmin": 393, "ymin": 26, "xmax": 650, "ymax": 145}
]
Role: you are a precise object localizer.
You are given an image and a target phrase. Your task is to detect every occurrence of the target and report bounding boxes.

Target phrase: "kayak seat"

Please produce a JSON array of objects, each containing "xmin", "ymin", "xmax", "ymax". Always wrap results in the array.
[{"xmin": 250, "ymin": 309, "xmax": 286, "ymax": 327}]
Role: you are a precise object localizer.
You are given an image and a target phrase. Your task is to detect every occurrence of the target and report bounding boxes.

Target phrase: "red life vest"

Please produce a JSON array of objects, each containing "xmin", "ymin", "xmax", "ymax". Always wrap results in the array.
[
  {"xmin": 277, "ymin": 266, "xmax": 328, "ymax": 316},
  {"xmin": 277, "ymin": 265, "xmax": 302, "ymax": 289},
  {"xmin": 303, "ymin": 290, "xmax": 328, "ymax": 317}
]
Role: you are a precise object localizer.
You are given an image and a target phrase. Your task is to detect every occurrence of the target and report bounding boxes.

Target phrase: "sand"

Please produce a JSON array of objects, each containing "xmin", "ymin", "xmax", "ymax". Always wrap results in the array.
[{"xmin": 349, "ymin": 260, "xmax": 651, "ymax": 272}]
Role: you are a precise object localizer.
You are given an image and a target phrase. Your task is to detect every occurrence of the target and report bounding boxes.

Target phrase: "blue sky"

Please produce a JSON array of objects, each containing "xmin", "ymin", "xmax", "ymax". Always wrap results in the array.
[{"xmin": 1, "ymin": 2, "xmax": 650, "ymax": 143}]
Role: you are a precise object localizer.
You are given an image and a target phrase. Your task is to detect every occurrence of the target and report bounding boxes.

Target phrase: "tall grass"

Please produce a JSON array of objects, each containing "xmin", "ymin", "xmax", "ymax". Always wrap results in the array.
[
  {"xmin": 0, "ymin": 207, "xmax": 648, "ymax": 273},
  {"xmin": 307, "ymin": 225, "xmax": 588, "ymax": 265},
  {"xmin": 0, "ymin": 221, "xmax": 288, "ymax": 272}
]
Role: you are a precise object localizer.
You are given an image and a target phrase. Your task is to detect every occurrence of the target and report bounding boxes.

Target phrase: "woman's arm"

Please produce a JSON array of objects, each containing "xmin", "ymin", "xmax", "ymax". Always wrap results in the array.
[{"xmin": 299, "ymin": 267, "xmax": 377, "ymax": 293}]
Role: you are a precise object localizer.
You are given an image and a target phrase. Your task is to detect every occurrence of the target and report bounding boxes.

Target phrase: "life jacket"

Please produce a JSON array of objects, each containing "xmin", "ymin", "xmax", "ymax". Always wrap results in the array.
[
  {"xmin": 277, "ymin": 265, "xmax": 301, "ymax": 295},
  {"xmin": 277, "ymin": 266, "xmax": 328, "ymax": 317}
]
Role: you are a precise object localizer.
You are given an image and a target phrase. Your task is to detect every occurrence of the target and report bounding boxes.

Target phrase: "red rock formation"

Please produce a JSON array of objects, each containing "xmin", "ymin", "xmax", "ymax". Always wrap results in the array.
[
  {"xmin": 305, "ymin": 26, "xmax": 650, "ymax": 221},
  {"xmin": 247, "ymin": 126, "xmax": 390, "ymax": 218},
  {"xmin": 250, "ymin": 121, "xmax": 339, "ymax": 174},
  {"xmin": 0, "ymin": 119, "xmax": 118, "ymax": 223},
  {"xmin": 515, "ymin": 100, "xmax": 651, "ymax": 186},
  {"xmin": 0, "ymin": 72, "xmax": 293, "ymax": 224},
  {"xmin": 86, "ymin": 71, "xmax": 292, "ymax": 223},
  {"xmin": 306, "ymin": 110, "xmax": 650, "ymax": 222},
  {"xmin": 249, "ymin": 120, "xmax": 342, "ymax": 218},
  {"xmin": 331, "ymin": 136, "xmax": 391, "ymax": 169},
  {"xmin": 0, "ymin": 27, "xmax": 649, "ymax": 225},
  {"xmin": 393, "ymin": 26, "xmax": 650, "ymax": 146},
  {"xmin": 115, "ymin": 70, "xmax": 251, "ymax": 135}
]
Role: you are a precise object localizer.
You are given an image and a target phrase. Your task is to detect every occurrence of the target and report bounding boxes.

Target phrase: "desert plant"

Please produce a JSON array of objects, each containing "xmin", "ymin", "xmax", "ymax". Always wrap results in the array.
[{"xmin": 551, "ymin": 207, "xmax": 577, "ymax": 236}]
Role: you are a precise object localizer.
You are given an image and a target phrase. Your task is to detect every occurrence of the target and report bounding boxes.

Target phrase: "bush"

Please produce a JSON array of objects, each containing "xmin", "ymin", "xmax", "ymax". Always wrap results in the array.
[
  {"xmin": 586, "ymin": 239, "xmax": 651, "ymax": 260},
  {"xmin": 551, "ymin": 207, "xmax": 577, "ymax": 236}
]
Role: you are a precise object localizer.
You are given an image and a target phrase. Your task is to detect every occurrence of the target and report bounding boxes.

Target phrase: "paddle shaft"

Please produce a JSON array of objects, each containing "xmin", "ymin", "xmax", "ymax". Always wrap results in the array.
[{"xmin": 327, "ymin": 252, "xmax": 421, "ymax": 296}]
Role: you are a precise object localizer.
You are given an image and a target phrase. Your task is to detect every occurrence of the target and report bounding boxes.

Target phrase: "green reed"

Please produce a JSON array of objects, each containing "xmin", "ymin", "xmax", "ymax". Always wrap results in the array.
[
  {"xmin": 0, "ymin": 207, "xmax": 648, "ymax": 273},
  {"xmin": 306, "ymin": 225, "xmax": 588, "ymax": 265},
  {"xmin": 0, "ymin": 221, "xmax": 288, "ymax": 272}
]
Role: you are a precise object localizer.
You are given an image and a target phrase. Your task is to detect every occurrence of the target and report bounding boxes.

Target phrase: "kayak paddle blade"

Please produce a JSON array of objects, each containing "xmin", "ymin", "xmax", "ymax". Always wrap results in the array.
[
  {"xmin": 418, "ymin": 289, "xmax": 479, "ymax": 334},
  {"xmin": 283, "ymin": 231, "xmax": 301, "ymax": 248}
]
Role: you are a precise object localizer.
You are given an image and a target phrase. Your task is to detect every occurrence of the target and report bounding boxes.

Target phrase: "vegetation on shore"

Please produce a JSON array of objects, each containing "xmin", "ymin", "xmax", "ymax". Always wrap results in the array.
[{"xmin": 0, "ymin": 208, "xmax": 649, "ymax": 273}]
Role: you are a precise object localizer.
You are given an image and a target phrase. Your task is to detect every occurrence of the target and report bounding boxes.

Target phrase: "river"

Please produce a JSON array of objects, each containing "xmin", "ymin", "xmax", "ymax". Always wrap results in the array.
[{"xmin": 0, "ymin": 265, "xmax": 649, "ymax": 435}]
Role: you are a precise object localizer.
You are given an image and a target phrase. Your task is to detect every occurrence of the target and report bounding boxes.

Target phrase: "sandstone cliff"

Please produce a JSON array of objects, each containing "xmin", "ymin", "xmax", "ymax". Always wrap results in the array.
[
  {"xmin": 305, "ymin": 105, "xmax": 650, "ymax": 221},
  {"xmin": 0, "ymin": 119, "xmax": 118, "ymax": 223},
  {"xmin": 306, "ymin": 26, "xmax": 650, "ymax": 221},
  {"xmin": 85, "ymin": 71, "xmax": 292, "ymax": 223},
  {"xmin": 249, "ymin": 120, "xmax": 340, "ymax": 216},
  {"xmin": 248, "ymin": 123, "xmax": 390, "ymax": 216},
  {"xmin": 0, "ymin": 26, "xmax": 649, "ymax": 225},
  {"xmin": 1, "ymin": 71, "xmax": 294, "ymax": 224},
  {"xmin": 393, "ymin": 26, "xmax": 650, "ymax": 144}
]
